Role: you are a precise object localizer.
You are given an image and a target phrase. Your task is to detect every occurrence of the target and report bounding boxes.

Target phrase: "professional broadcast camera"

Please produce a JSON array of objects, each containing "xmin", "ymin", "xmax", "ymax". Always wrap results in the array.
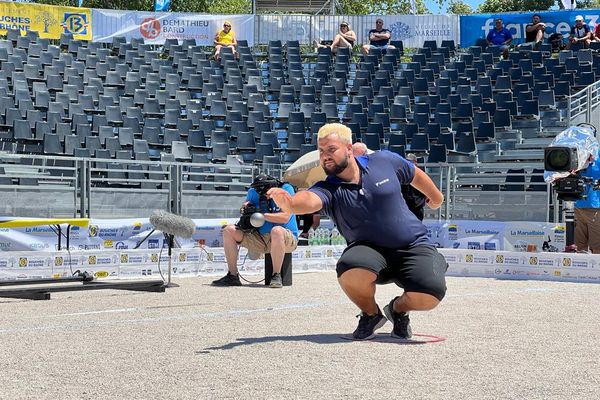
[
  {"xmin": 544, "ymin": 124, "xmax": 600, "ymax": 251},
  {"xmin": 236, "ymin": 174, "xmax": 283, "ymax": 232}
]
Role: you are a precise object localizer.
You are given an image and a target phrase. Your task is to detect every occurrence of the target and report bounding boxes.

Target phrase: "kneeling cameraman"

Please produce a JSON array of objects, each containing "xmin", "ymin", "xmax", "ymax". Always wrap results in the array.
[{"xmin": 212, "ymin": 174, "xmax": 299, "ymax": 288}]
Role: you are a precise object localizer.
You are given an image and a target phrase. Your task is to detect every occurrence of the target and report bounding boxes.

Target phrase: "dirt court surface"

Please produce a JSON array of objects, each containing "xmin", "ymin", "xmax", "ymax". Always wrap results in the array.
[{"xmin": 1, "ymin": 272, "xmax": 599, "ymax": 400}]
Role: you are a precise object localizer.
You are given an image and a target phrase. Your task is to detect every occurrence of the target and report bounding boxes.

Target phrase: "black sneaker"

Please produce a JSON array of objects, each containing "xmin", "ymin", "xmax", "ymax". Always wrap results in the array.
[
  {"xmin": 352, "ymin": 307, "xmax": 387, "ymax": 340},
  {"xmin": 383, "ymin": 297, "xmax": 412, "ymax": 339},
  {"xmin": 269, "ymin": 273, "xmax": 283, "ymax": 288},
  {"xmin": 211, "ymin": 272, "xmax": 242, "ymax": 287}
]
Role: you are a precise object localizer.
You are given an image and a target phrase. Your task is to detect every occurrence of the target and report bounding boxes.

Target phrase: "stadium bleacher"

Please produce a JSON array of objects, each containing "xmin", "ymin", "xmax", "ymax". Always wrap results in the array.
[{"xmin": 1, "ymin": 27, "xmax": 599, "ymax": 219}]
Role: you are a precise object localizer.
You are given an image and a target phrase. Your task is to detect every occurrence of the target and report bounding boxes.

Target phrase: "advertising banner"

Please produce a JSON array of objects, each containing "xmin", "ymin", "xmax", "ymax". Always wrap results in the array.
[
  {"xmin": 259, "ymin": 14, "xmax": 459, "ymax": 49},
  {"xmin": 0, "ymin": 1, "xmax": 92, "ymax": 40},
  {"xmin": 92, "ymin": 9, "xmax": 254, "ymax": 45},
  {"xmin": 460, "ymin": 9, "xmax": 600, "ymax": 47},
  {"xmin": 1, "ymin": 247, "xmax": 598, "ymax": 284},
  {"xmin": 0, "ymin": 217, "xmax": 572, "ymax": 254}
]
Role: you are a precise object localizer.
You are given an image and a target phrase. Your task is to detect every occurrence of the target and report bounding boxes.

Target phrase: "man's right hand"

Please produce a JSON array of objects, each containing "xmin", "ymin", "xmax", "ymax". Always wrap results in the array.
[{"xmin": 267, "ymin": 188, "xmax": 294, "ymax": 213}]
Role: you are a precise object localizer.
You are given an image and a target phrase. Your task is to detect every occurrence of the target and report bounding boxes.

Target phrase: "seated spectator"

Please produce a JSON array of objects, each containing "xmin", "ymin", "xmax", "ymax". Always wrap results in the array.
[
  {"xmin": 361, "ymin": 18, "xmax": 395, "ymax": 55},
  {"xmin": 592, "ymin": 22, "xmax": 600, "ymax": 42},
  {"xmin": 214, "ymin": 21, "xmax": 237, "ymax": 60},
  {"xmin": 566, "ymin": 15, "xmax": 591, "ymax": 50},
  {"xmin": 486, "ymin": 18, "xmax": 512, "ymax": 59},
  {"xmin": 525, "ymin": 14, "xmax": 545, "ymax": 48},
  {"xmin": 314, "ymin": 21, "xmax": 356, "ymax": 54}
]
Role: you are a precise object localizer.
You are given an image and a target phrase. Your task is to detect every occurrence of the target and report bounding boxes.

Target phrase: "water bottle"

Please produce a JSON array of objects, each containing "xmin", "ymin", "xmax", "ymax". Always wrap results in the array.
[
  {"xmin": 331, "ymin": 227, "xmax": 340, "ymax": 245},
  {"xmin": 308, "ymin": 228, "xmax": 316, "ymax": 246},
  {"xmin": 321, "ymin": 228, "xmax": 331, "ymax": 245}
]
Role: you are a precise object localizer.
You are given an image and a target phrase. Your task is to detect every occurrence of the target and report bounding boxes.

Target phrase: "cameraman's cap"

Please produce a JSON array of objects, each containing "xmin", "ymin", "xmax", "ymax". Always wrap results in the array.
[{"xmin": 575, "ymin": 15, "xmax": 584, "ymax": 21}]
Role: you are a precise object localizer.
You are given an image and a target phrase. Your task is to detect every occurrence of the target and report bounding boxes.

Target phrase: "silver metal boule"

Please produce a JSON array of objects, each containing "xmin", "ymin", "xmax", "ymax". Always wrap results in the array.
[{"xmin": 250, "ymin": 212, "xmax": 265, "ymax": 228}]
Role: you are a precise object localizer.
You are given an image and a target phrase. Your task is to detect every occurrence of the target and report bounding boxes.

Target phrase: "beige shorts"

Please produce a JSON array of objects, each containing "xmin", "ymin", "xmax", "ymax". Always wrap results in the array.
[
  {"xmin": 575, "ymin": 208, "xmax": 600, "ymax": 253},
  {"xmin": 239, "ymin": 229, "xmax": 298, "ymax": 254}
]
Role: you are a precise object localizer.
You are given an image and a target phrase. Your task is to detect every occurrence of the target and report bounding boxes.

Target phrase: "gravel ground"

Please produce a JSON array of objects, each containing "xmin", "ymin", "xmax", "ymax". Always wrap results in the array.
[{"xmin": 0, "ymin": 273, "xmax": 599, "ymax": 400}]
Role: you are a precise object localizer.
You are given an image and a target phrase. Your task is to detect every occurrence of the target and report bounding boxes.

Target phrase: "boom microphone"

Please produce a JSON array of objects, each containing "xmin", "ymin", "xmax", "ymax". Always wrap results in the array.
[{"xmin": 149, "ymin": 210, "xmax": 196, "ymax": 238}]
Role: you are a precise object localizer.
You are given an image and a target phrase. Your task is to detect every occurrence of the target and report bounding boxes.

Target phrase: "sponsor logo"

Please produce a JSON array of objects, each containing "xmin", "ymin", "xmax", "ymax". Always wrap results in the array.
[
  {"xmin": 465, "ymin": 254, "xmax": 474, "ymax": 263},
  {"xmin": 62, "ymin": 13, "xmax": 89, "ymax": 35},
  {"xmin": 132, "ymin": 222, "xmax": 142, "ymax": 232},
  {"xmin": 562, "ymin": 258, "xmax": 572, "ymax": 267},
  {"xmin": 151, "ymin": 254, "xmax": 159, "ymax": 263},
  {"xmin": 78, "ymin": 244, "xmax": 101, "ymax": 250},
  {"xmin": 52, "ymin": 273, "xmax": 62, "ymax": 279},
  {"xmin": 103, "ymin": 240, "xmax": 114, "ymax": 248},
  {"xmin": 389, "ymin": 21, "xmax": 414, "ymax": 41},
  {"xmin": 0, "ymin": 242, "xmax": 11, "ymax": 249},
  {"xmin": 206, "ymin": 252, "xmax": 214, "ymax": 262},
  {"xmin": 140, "ymin": 17, "xmax": 161, "ymax": 39},
  {"xmin": 179, "ymin": 253, "xmax": 186, "ymax": 262},
  {"xmin": 554, "ymin": 270, "xmax": 562, "ymax": 277},
  {"xmin": 29, "ymin": 243, "xmax": 50, "ymax": 249},
  {"xmin": 94, "ymin": 271, "xmax": 109, "ymax": 278},
  {"xmin": 88, "ymin": 255, "xmax": 97, "ymax": 265},
  {"xmin": 484, "ymin": 242, "xmax": 496, "ymax": 250},
  {"xmin": 468, "ymin": 242, "xmax": 481, "ymax": 250},
  {"xmin": 304, "ymin": 250, "xmax": 312, "ymax": 258},
  {"xmin": 495, "ymin": 255, "xmax": 504, "ymax": 263},
  {"xmin": 529, "ymin": 256, "xmax": 538, "ymax": 265},
  {"xmin": 115, "ymin": 241, "xmax": 128, "ymax": 249},
  {"xmin": 120, "ymin": 254, "xmax": 129, "ymax": 263},
  {"xmin": 55, "ymin": 256, "xmax": 64, "ymax": 266},
  {"xmin": 19, "ymin": 257, "xmax": 27, "ymax": 267},
  {"xmin": 148, "ymin": 239, "xmax": 160, "ymax": 249},
  {"xmin": 326, "ymin": 249, "xmax": 333, "ymax": 257},
  {"xmin": 88, "ymin": 225, "xmax": 99, "ymax": 237},
  {"xmin": 447, "ymin": 224, "xmax": 458, "ymax": 233}
]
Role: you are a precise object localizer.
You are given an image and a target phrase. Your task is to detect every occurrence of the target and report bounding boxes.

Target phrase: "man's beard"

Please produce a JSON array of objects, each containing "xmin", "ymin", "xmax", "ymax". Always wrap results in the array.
[{"xmin": 322, "ymin": 155, "xmax": 349, "ymax": 175}]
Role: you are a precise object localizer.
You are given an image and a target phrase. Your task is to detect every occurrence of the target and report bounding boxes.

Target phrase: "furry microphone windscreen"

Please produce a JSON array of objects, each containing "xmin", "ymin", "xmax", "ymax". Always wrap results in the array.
[{"xmin": 149, "ymin": 210, "xmax": 196, "ymax": 238}]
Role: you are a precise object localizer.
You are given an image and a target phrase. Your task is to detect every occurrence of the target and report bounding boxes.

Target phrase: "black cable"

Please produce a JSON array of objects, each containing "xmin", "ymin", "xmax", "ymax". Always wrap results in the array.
[{"xmin": 235, "ymin": 243, "xmax": 266, "ymax": 284}]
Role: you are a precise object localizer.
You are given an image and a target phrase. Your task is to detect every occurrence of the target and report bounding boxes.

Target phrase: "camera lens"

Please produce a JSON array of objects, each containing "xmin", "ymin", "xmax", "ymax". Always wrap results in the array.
[{"xmin": 547, "ymin": 148, "xmax": 569, "ymax": 170}]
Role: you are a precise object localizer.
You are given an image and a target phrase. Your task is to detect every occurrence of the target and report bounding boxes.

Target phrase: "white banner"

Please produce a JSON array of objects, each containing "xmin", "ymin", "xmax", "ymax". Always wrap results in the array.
[
  {"xmin": 1, "ymin": 247, "xmax": 599, "ymax": 285},
  {"xmin": 258, "ymin": 14, "xmax": 459, "ymax": 49},
  {"xmin": 0, "ymin": 218, "xmax": 571, "ymax": 254},
  {"xmin": 92, "ymin": 9, "xmax": 255, "ymax": 45}
]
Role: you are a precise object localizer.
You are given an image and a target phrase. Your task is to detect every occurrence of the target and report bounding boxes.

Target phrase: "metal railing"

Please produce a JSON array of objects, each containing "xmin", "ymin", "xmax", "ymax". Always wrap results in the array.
[
  {"xmin": 568, "ymin": 79, "xmax": 600, "ymax": 137},
  {"xmin": 1, "ymin": 153, "xmax": 557, "ymax": 222}
]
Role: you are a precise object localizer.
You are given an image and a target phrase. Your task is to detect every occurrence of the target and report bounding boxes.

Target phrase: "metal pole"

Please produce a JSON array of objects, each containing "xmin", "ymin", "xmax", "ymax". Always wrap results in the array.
[{"xmin": 444, "ymin": 165, "xmax": 451, "ymax": 220}]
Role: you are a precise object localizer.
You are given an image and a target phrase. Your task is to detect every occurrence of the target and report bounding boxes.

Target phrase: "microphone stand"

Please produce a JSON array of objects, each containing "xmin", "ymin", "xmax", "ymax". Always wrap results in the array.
[{"xmin": 164, "ymin": 233, "xmax": 179, "ymax": 288}]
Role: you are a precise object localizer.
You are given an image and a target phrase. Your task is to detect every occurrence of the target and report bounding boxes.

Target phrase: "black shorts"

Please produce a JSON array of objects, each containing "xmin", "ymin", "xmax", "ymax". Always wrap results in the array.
[{"xmin": 336, "ymin": 243, "xmax": 448, "ymax": 301}]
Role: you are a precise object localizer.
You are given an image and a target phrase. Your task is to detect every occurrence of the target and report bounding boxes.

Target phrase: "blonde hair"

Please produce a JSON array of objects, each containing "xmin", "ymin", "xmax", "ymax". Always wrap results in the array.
[{"xmin": 317, "ymin": 123, "xmax": 352, "ymax": 144}]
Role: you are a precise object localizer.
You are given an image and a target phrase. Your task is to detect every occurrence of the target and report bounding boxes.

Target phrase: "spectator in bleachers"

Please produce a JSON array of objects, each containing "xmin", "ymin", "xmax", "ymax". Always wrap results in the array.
[
  {"xmin": 566, "ymin": 15, "xmax": 591, "ymax": 50},
  {"xmin": 593, "ymin": 23, "xmax": 600, "ymax": 42},
  {"xmin": 213, "ymin": 20, "xmax": 237, "ymax": 61},
  {"xmin": 486, "ymin": 18, "xmax": 512, "ymax": 59},
  {"xmin": 314, "ymin": 21, "xmax": 356, "ymax": 54},
  {"xmin": 524, "ymin": 14, "xmax": 546, "ymax": 48},
  {"xmin": 361, "ymin": 18, "xmax": 395, "ymax": 55},
  {"xmin": 212, "ymin": 174, "xmax": 299, "ymax": 288}
]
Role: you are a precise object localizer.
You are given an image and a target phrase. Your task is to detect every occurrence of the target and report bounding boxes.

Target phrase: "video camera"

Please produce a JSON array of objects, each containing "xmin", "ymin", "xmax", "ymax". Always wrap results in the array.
[
  {"xmin": 544, "ymin": 124, "xmax": 600, "ymax": 202},
  {"xmin": 236, "ymin": 174, "xmax": 283, "ymax": 232}
]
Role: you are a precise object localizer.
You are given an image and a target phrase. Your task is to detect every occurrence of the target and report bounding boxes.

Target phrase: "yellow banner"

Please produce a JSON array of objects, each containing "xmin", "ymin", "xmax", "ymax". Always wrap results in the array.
[{"xmin": 0, "ymin": 2, "xmax": 92, "ymax": 40}]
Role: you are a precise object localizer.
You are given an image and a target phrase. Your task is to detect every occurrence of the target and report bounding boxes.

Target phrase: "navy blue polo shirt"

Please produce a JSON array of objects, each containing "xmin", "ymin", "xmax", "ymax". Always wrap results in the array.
[
  {"xmin": 487, "ymin": 28, "xmax": 512, "ymax": 46},
  {"xmin": 308, "ymin": 151, "xmax": 430, "ymax": 249}
]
